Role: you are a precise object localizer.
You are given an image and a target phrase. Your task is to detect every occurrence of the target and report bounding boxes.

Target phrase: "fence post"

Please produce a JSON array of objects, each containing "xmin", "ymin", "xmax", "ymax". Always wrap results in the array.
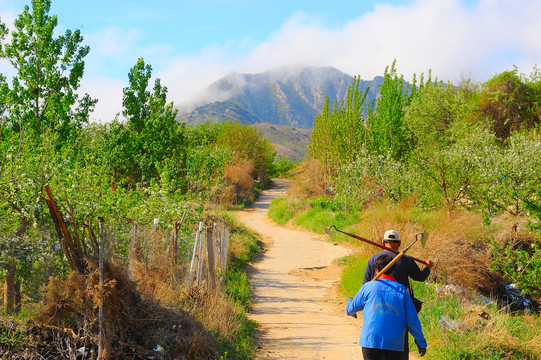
[
  {"xmin": 189, "ymin": 222, "xmax": 203, "ymax": 287},
  {"xmin": 197, "ymin": 229, "xmax": 205, "ymax": 287},
  {"xmin": 128, "ymin": 224, "xmax": 137, "ymax": 281},
  {"xmin": 206, "ymin": 226, "xmax": 216, "ymax": 289},
  {"xmin": 222, "ymin": 227, "xmax": 229, "ymax": 278},
  {"xmin": 173, "ymin": 222, "xmax": 179, "ymax": 265},
  {"xmin": 98, "ymin": 217, "xmax": 104, "ymax": 359}
]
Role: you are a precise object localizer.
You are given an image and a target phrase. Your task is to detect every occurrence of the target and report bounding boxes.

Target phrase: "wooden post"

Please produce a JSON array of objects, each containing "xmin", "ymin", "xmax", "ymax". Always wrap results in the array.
[
  {"xmin": 189, "ymin": 222, "xmax": 203, "ymax": 287},
  {"xmin": 98, "ymin": 218, "xmax": 104, "ymax": 359},
  {"xmin": 197, "ymin": 229, "xmax": 205, "ymax": 287},
  {"xmin": 173, "ymin": 222, "xmax": 180, "ymax": 265},
  {"xmin": 206, "ymin": 226, "xmax": 216, "ymax": 289},
  {"xmin": 128, "ymin": 224, "xmax": 137, "ymax": 281}
]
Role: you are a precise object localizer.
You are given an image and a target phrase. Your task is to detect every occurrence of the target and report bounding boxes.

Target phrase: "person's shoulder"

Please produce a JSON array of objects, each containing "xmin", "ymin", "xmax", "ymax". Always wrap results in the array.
[{"xmin": 368, "ymin": 251, "xmax": 387, "ymax": 260}]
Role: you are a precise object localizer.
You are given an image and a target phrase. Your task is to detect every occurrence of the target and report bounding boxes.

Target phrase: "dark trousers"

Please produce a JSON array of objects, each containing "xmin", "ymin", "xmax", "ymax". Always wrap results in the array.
[
  {"xmin": 399, "ymin": 333, "xmax": 409, "ymax": 360},
  {"xmin": 362, "ymin": 347, "xmax": 402, "ymax": 360}
]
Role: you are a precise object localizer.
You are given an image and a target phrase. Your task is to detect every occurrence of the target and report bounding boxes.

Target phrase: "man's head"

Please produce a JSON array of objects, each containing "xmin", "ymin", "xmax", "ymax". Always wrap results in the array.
[
  {"xmin": 383, "ymin": 229, "xmax": 401, "ymax": 250},
  {"xmin": 375, "ymin": 254, "xmax": 396, "ymax": 274}
]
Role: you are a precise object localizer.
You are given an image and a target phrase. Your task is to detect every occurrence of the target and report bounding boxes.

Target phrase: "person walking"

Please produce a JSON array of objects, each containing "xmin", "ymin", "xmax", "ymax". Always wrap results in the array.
[
  {"xmin": 347, "ymin": 254, "xmax": 427, "ymax": 360},
  {"xmin": 362, "ymin": 230, "xmax": 433, "ymax": 359}
]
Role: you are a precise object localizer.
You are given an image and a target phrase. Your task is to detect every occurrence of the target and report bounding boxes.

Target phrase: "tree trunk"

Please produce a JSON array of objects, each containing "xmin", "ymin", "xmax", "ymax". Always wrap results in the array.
[
  {"xmin": 14, "ymin": 280, "xmax": 21, "ymax": 313},
  {"xmin": 3, "ymin": 265, "xmax": 15, "ymax": 314}
]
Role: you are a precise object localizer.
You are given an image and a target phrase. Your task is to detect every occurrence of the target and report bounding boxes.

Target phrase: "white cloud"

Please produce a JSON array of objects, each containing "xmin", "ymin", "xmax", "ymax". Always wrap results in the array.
[
  {"xmin": 79, "ymin": 75, "xmax": 125, "ymax": 123},
  {"xmin": 153, "ymin": 0, "xmax": 541, "ymax": 110},
  {"xmin": 4, "ymin": 0, "xmax": 541, "ymax": 121},
  {"xmin": 232, "ymin": 0, "xmax": 541, "ymax": 84}
]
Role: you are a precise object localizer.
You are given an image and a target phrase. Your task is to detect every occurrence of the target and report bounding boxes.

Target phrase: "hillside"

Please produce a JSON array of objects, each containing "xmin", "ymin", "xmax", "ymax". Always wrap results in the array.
[
  {"xmin": 254, "ymin": 123, "xmax": 311, "ymax": 160},
  {"xmin": 178, "ymin": 66, "xmax": 383, "ymax": 129}
]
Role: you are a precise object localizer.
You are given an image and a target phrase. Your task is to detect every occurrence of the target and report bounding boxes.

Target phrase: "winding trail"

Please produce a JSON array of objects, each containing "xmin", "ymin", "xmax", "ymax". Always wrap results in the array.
[{"xmin": 237, "ymin": 179, "xmax": 363, "ymax": 359}]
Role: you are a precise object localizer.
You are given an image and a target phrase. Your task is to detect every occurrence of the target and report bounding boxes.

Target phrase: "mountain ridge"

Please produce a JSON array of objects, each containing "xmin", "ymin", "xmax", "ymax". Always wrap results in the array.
[{"xmin": 178, "ymin": 66, "xmax": 383, "ymax": 129}]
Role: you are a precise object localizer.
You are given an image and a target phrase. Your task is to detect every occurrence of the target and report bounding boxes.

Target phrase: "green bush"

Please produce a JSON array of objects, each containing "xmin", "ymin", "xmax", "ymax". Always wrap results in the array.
[
  {"xmin": 339, "ymin": 254, "xmax": 369, "ymax": 297},
  {"xmin": 293, "ymin": 198, "xmax": 358, "ymax": 234}
]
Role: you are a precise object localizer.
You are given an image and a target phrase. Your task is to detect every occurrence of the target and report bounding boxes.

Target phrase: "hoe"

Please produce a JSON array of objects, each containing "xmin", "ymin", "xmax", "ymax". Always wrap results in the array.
[{"xmin": 324, "ymin": 225, "xmax": 429, "ymax": 266}]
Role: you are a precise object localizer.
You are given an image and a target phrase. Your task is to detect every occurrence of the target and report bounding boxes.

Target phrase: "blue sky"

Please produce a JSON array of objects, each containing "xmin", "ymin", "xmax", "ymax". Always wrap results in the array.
[{"xmin": 1, "ymin": 0, "xmax": 540, "ymax": 122}]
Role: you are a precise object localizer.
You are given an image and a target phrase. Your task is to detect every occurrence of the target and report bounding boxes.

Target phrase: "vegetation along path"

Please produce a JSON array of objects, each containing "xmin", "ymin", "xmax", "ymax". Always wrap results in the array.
[{"xmin": 238, "ymin": 179, "xmax": 363, "ymax": 359}]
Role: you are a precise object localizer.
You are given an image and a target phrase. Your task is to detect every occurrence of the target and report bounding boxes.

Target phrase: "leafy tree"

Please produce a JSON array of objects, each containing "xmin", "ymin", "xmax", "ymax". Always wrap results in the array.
[
  {"xmin": 404, "ymin": 79, "xmax": 478, "ymax": 151},
  {"xmin": 488, "ymin": 191, "xmax": 541, "ymax": 297},
  {"xmin": 119, "ymin": 58, "xmax": 185, "ymax": 184},
  {"xmin": 368, "ymin": 60, "xmax": 421, "ymax": 160},
  {"xmin": 309, "ymin": 76, "xmax": 370, "ymax": 180},
  {"xmin": 478, "ymin": 68, "xmax": 541, "ymax": 139},
  {"xmin": 412, "ymin": 128, "xmax": 498, "ymax": 211},
  {"xmin": 0, "ymin": 0, "xmax": 96, "ymax": 140},
  {"xmin": 472, "ymin": 132, "xmax": 541, "ymax": 218},
  {"xmin": 216, "ymin": 121, "xmax": 274, "ymax": 186},
  {"xmin": 334, "ymin": 148, "xmax": 415, "ymax": 209},
  {"xmin": 122, "ymin": 58, "xmax": 152, "ymax": 133}
]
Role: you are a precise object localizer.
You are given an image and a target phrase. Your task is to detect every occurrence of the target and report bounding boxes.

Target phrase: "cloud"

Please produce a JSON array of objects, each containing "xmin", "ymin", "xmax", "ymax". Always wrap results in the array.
[
  {"xmin": 79, "ymin": 75, "xmax": 125, "ymax": 123},
  {"xmin": 4, "ymin": 0, "xmax": 541, "ymax": 122},
  {"xmin": 154, "ymin": 0, "xmax": 541, "ymax": 110},
  {"xmin": 235, "ymin": 0, "xmax": 541, "ymax": 83}
]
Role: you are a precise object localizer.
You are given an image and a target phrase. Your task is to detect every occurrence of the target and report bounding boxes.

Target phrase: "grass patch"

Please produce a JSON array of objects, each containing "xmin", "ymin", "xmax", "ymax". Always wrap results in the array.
[
  {"xmin": 340, "ymin": 253, "xmax": 541, "ymax": 360},
  {"xmin": 339, "ymin": 254, "xmax": 369, "ymax": 297},
  {"xmin": 412, "ymin": 280, "xmax": 541, "ymax": 359},
  {"xmin": 268, "ymin": 197, "xmax": 304, "ymax": 225},
  {"xmin": 208, "ymin": 211, "xmax": 261, "ymax": 359}
]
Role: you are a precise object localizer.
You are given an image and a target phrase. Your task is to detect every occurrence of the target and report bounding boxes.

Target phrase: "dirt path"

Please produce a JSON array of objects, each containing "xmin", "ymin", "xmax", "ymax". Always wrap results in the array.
[
  {"xmin": 237, "ymin": 179, "xmax": 363, "ymax": 359},
  {"xmin": 238, "ymin": 179, "xmax": 422, "ymax": 360}
]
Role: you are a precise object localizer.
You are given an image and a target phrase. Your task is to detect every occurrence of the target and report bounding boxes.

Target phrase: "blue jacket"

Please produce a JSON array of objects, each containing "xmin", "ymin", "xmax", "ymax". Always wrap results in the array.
[{"xmin": 346, "ymin": 277, "xmax": 427, "ymax": 351}]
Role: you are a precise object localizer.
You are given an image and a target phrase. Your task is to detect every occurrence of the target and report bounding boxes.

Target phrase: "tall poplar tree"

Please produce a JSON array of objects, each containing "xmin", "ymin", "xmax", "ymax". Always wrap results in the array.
[
  {"xmin": 0, "ymin": 0, "xmax": 96, "ymax": 141},
  {"xmin": 368, "ymin": 60, "xmax": 419, "ymax": 160}
]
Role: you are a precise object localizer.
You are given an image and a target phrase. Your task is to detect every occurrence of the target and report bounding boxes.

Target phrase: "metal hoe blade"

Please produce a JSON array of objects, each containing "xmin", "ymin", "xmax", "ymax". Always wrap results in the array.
[
  {"xmin": 416, "ymin": 231, "xmax": 429, "ymax": 248},
  {"xmin": 324, "ymin": 226, "xmax": 335, "ymax": 240}
]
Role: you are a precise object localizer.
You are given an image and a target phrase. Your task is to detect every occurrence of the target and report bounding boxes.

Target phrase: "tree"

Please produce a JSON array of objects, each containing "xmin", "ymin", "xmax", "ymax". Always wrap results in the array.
[
  {"xmin": 309, "ymin": 76, "xmax": 370, "ymax": 181},
  {"xmin": 478, "ymin": 69, "xmax": 541, "ymax": 139},
  {"xmin": 368, "ymin": 60, "xmax": 421, "ymax": 160},
  {"xmin": 0, "ymin": 0, "xmax": 96, "ymax": 140},
  {"xmin": 472, "ymin": 132, "xmax": 541, "ymax": 217},
  {"xmin": 412, "ymin": 128, "xmax": 498, "ymax": 211},
  {"xmin": 122, "ymin": 58, "xmax": 152, "ymax": 133},
  {"xmin": 119, "ymin": 58, "xmax": 185, "ymax": 184}
]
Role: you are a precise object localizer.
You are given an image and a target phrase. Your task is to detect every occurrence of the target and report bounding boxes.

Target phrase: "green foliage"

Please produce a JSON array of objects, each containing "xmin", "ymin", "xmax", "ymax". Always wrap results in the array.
[
  {"xmin": 368, "ymin": 60, "xmax": 422, "ymax": 160},
  {"xmin": 487, "ymin": 188, "xmax": 541, "ymax": 297},
  {"xmin": 338, "ymin": 254, "xmax": 368, "ymax": 297},
  {"xmin": 267, "ymin": 197, "xmax": 300, "ymax": 225},
  {"xmin": 411, "ymin": 128, "xmax": 499, "ymax": 210},
  {"xmin": 334, "ymin": 147, "xmax": 415, "ymax": 208},
  {"xmin": 293, "ymin": 197, "xmax": 358, "ymax": 234},
  {"xmin": 117, "ymin": 58, "xmax": 185, "ymax": 184},
  {"xmin": 404, "ymin": 80, "xmax": 479, "ymax": 151},
  {"xmin": 267, "ymin": 156, "xmax": 300, "ymax": 178},
  {"xmin": 473, "ymin": 132, "xmax": 541, "ymax": 217},
  {"xmin": 412, "ymin": 281, "xmax": 541, "ymax": 359},
  {"xmin": 0, "ymin": 322, "xmax": 27, "ymax": 350},
  {"xmin": 217, "ymin": 121, "xmax": 275, "ymax": 186},
  {"xmin": 309, "ymin": 76, "xmax": 370, "ymax": 179},
  {"xmin": 479, "ymin": 68, "xmax": 541, "ymax": 139},
  {"xmin": 0, "ymin": 0, "xmax": 96, "ymax": 139}
]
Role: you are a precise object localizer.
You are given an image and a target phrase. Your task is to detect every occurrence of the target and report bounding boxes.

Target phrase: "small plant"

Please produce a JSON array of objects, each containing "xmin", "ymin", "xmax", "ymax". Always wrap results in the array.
[{"xmin": 0, "ymin": 321, "xmax": 26, "ymax": 351}]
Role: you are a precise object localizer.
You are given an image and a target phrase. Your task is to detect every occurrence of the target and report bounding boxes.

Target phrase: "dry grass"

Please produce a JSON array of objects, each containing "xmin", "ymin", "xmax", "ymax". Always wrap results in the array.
[
  {"xmin": 31, "ymin": 259, "xmax": 216, "ymax": 360},
  {"xmin": 452, "ymin": 302, "xmax": 541, "ymax": 358},
  {"xmin": 222, "ymin": 160, "xmax": 256, "ymax": 204},
  {"xmin": 287, "ymin": 158, "xmax": 326, "ymax": 200},
  {"xmin": 351, "ymin": 199, "xmax": 539, "ymax": 295}
]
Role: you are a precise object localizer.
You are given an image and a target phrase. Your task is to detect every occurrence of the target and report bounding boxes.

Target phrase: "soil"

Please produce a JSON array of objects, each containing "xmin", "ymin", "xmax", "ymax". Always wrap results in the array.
[{"xmin": 238, "ymin": 179, "xmax": 421, "ymax": 360}]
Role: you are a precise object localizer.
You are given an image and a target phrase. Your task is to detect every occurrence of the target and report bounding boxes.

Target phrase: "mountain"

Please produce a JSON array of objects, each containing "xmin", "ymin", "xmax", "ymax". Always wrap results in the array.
[
  {"xmin": 254, "ymin": 123, "xmax": 312, "ymax": 160},
  {"xmin": 178, "ymin": 66, "xmax": 383, "ymax": 129}
]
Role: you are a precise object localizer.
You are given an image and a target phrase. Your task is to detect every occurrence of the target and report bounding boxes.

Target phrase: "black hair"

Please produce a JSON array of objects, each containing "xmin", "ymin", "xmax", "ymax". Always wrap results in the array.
[{"xmin": 375, "ymin": 254, "xmax": 396, "ymax": 274}]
